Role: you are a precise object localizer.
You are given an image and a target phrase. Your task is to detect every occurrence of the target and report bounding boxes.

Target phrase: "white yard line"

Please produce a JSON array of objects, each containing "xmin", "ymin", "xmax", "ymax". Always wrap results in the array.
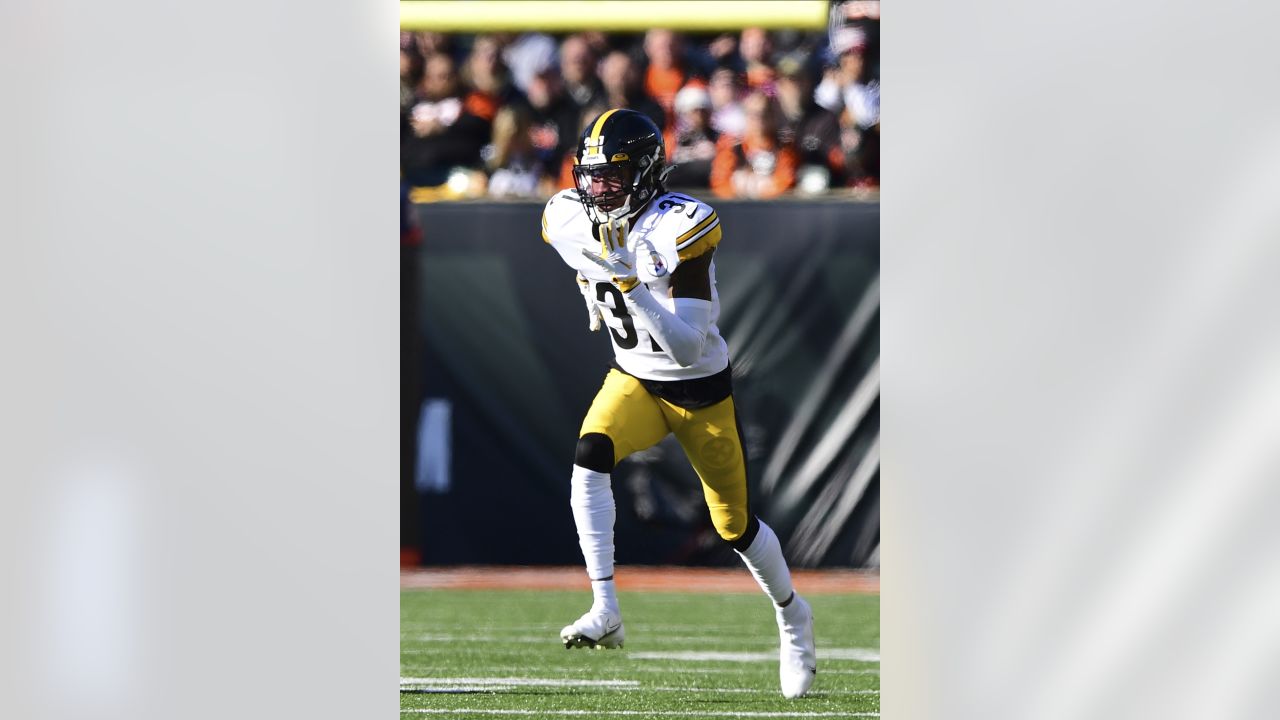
[
  {"xmin": 401, "ymin": 678, "xmax": 638, "ymax": 688},
  {"xmin": 401, "ymin": 623, "xmax": 763, "ymax": 635},
  {"xmin": 628, "ymin": 648, "xmax": 879, "ymax": 663},
  {"xmin": 402, "ymin": 633, "xmax": 782, "ymax": 647},
  {"xmin": 401, "ymin": 665, "xmax": 880, "ymax": 676},
  {"xmin": 643, "ymin": 686, "xmax": 879, "ymax": 695},
  {"xmin": 402, "ymin": 634, "xmax": 548, "ymax": 644},
  {"xmin": 400, "ymin": 678, "xmax": 877, "ymax": 696},
  {"xmin": 400, "ymin": 686, "xmax": 499, "ymax": 693},
  {"xmin": 400, "ymin": 710, "xmax": 878, "ymax": 717}
]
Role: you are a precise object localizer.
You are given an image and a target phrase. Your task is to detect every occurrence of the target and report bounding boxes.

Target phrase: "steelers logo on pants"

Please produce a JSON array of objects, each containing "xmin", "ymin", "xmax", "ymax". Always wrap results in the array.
[{"xmin": 700, "ymin": 436, "xmax": 737, "ymax": 470}]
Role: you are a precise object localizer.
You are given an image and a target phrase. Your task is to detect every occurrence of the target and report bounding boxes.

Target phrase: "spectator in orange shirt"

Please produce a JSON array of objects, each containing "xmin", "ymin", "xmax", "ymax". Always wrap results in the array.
[
  {"xmin": 643, "ymin": 30, "xmax": 686, "ymax": 128},
  {"xmin": 599, "ymin": 50, "xmax": 666, "ymax": 131},
  {"xmin": 710, "ymin": 91, "xmax": 797, "ymax": 199}
]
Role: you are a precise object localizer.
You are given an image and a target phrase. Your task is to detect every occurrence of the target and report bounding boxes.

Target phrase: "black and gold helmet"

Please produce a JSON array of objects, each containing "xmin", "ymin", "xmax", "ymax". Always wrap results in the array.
[{"xmin": 572, "ymin": 108, "xmax": 669, "ymax": 223}]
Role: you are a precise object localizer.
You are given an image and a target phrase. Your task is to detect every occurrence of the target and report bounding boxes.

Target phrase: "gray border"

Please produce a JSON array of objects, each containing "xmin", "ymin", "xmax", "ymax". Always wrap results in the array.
[
  {"xmin": 1, "ymin": 1, "xmax": 399, "ymax": 717},
  {"xmin": 884, "ymin": 1, "xmax": 1280, "ymax": 718}
]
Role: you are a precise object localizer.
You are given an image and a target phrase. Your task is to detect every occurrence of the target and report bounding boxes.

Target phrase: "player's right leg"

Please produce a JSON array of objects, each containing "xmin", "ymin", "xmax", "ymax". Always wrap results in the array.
[{"xmin": 561, "ymin": 368, "xmax": 669, "ymax": 649}]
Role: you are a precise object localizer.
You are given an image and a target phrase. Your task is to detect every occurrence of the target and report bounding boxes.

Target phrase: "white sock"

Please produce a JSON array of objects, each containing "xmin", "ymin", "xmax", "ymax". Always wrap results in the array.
[
  {"xmin": 569, "ymin": 464, "xmax": 617, "ymax": 605},
  {"xmin": 590, "ymin": 578, "xmax": 619, "ymax": 614},
  {"xmin": 734, "ymin": 519, "xmax": 795, "ymax": 606}
]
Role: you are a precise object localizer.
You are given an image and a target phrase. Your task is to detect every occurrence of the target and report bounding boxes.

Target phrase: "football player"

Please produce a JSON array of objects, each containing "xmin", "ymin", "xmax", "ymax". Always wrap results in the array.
[{"xmin": 541, "ymin": 108, "xmax": 818, "ymax": 699}]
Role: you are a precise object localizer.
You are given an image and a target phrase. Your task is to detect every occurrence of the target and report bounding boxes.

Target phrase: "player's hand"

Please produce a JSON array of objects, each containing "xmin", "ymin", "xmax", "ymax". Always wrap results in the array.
[
  {"xmin": 576, "ymin": 272, "xmax": 603, "ymax": 332},
  {"xmin": 594, "ymin": 217, "xmax": 629, "ymax": 255},
  {"xmin": 584, "ymin": 218, "xmax": 639, "ymax": 292},
  {"xmin": 580, "ymin": 248, "xmax": 639, "ymax": 293}
]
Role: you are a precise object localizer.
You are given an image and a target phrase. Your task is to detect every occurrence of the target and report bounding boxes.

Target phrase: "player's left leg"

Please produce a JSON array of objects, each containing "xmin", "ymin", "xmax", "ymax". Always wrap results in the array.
[{"xmin": 666, "ymin": 395, "xmax": 817, "ymax": 698}]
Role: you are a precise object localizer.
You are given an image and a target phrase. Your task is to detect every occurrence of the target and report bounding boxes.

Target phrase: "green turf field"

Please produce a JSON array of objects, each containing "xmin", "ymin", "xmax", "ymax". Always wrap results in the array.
[{"xmin": 401, "ymin": 589, "xmax": 880, "ymax": 718}]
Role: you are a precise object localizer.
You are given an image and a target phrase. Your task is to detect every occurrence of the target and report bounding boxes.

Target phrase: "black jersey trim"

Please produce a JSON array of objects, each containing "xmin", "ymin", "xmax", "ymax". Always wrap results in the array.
[{"xmin": 610, "ymin": 361, "xmax": 734, "ymax": 410}]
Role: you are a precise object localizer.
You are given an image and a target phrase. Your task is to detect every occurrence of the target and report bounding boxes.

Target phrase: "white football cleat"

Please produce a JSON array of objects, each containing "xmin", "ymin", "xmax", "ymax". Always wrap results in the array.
[
  {"xmin": 560, "ymin": 607, "xmax": 625, "ymax": 649},
  {"xmin": 777, "ymin": 594, "xmax": 817, "ymax": 698}
]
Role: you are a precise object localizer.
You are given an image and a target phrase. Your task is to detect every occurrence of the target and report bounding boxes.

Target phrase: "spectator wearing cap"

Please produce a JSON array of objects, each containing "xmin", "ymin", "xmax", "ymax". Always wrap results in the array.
[
  {"xmin": 665, "ymin": 84, "xmax": 720, "ymax": 188},
  {"xmin": 775, "ymin": 54, "xmax": 846, "ymax": 192},
  {"xmin": 707, "ymin": 66, "xmax": 746, "ymax": 138},
  {"xmin": 599, "ymin": 50, "xmax": 666, "ymax": 131},
  {"xmin": 738, "ymin": 28, "xmax": 777, "ymax": 93},
  {"xmin": 815, "ymin": 26, "xmax": 879, "ymax": 130},
  {"xmin": 815, "ymin": 26, "xmax": 879, "ymax": 187},
  {"xmin": 502, "ymin": 32, "xmax": 557, "ymax": 93},
  {"xmin": 710, "ymin": 91, "xmax": 797, "ymax": 199},
  {"xmin": 559, "ymin": 34, "xmax": 605, "ymax": 112},
  {"xmin": 401, "ymin": 52, "xmax": 493, "ymax": 187}
]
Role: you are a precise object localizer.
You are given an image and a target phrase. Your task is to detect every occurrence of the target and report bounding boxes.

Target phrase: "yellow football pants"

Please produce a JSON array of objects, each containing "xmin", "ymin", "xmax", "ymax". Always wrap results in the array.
[{"xmin": 579, "ymin": 369, "xmax": 750, "ymax": 542}]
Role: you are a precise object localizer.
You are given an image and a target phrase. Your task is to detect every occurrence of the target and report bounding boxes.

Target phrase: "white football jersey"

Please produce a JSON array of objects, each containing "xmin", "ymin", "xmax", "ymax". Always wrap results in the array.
[{"xmin": 542, "ymin": 189, "xmax": 730, "ymax": 382}]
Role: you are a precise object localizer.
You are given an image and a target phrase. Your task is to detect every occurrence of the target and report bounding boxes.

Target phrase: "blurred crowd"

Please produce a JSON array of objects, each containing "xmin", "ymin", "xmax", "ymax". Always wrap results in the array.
[{"xmin": 400, "ymin": 23, "xmax": 879, "ymax": 201}]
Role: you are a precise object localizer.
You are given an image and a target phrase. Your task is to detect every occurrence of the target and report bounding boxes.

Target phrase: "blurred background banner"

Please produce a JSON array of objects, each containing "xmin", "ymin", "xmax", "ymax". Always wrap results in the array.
[{"xmin": 402, "ymin": 199, "xmax": 879, "ymax": 568}]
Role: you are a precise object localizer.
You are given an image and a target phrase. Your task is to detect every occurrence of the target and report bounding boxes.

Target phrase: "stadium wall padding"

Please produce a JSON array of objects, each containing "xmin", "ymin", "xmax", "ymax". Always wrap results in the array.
[{"xmin": 404, "ymin": 199, "xmax": 879, "ymax": 568}]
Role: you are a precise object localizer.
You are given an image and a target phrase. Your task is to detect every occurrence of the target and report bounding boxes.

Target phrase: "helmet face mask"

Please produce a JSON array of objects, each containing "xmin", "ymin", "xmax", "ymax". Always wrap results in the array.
[
  {"xmin": 573, "ymin": 162, "xmax": 635, "ymax": 222},
  {"xmin": 573, "ymin": 109, "xmax": 666, "ymax": 224}
]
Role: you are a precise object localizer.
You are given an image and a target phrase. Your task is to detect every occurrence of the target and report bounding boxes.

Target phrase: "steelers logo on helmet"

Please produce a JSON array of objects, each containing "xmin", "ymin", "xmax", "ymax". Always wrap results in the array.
[{"xmin": 573, "ymin": 109, "xmax": 669, "ymax": 224}]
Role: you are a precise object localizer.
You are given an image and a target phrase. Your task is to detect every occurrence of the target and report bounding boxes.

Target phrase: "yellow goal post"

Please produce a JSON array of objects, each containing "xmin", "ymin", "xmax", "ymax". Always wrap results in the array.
[{"xmin": 400, "ymin": 1, "xmax": 829, "ymax": 32}]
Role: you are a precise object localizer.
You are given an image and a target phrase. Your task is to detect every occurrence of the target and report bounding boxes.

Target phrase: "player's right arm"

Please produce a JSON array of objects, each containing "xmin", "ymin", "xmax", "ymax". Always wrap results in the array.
[
  {"xmin": 576, "ymin": 272, "xmax": 603, "ymax": 332},
  {"xmin": 581, "ymin": 218, "xmax": 713, "ymax": 368},
  {"xmin": 543, "ymin": 190, "xmax": 603, "ymax": 332}
]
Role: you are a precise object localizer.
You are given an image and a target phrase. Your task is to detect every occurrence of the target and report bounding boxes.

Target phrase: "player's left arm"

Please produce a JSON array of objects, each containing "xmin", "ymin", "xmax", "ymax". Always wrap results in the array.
[
  {"xmin": 641, "ymin": 248, "xmax": 716, "ymax": 365},
  {"xmin": 623, "ymin": 260, "xmax": 713, "ymax": 366},
  {"xmin": 668, "ymin": 248, "xmax": 713, "ymax": 300}
]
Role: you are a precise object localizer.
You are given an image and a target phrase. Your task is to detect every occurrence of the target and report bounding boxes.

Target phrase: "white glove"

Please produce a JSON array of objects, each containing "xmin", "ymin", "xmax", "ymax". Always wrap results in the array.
[
  {"xmin": 576, "ymin": 272, "xmax": 603, "ymax": 332},
  {"xmin": 581, "ymin": 219, "xmax": 639, "ymax": 293}
]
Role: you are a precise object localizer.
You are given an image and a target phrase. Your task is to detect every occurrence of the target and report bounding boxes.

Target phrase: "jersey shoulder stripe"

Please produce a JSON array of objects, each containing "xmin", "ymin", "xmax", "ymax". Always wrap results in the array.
[
  {"xmin": 643, "ymin": 192, "xmax": 721, "ymax": 261},
  {"xmin": 675, "ymin": 211, "xmax": 719, "ymax": 249},
  {"xmin": 675, "ymin": 211, "xmax": 721, "ymax": 261}
]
